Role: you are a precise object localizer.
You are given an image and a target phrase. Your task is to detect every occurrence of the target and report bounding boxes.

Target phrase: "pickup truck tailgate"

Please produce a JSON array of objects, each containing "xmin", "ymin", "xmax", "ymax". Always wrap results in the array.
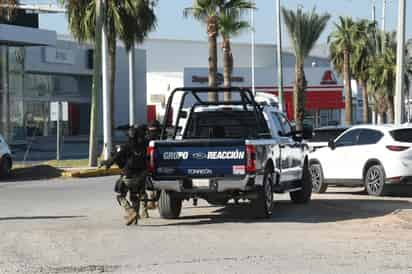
[{"xmin": 154, "ymin": 139, "xmax": 247, "ymax": 178}]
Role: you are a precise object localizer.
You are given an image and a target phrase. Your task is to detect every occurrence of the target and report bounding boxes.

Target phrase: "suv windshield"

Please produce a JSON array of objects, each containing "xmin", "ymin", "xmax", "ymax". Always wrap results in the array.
[
  {"xmin": 184, "ymin": 110, "xmax": 267, "ymax": 139},
  {"xmin": 390, "ymin": 128, "xmax": 412, "ymax": 142},
  {"xmin": 311, "ymin": 128, "xmax": 347, "ymax": 142}
]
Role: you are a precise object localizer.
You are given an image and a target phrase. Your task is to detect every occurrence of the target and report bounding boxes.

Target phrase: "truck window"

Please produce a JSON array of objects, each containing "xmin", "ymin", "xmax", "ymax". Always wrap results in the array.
[
  {"xmin": 271, "ymin": 112, "xmax": 292, "ymax": 136},
  {"xmin": 184, "ymin": 110, "xmax": 268, "ymax": 139}
]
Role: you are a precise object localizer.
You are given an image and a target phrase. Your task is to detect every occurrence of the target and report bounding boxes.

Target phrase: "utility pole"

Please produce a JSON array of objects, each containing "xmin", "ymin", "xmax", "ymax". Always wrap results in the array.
[
  {"xmin": 276, "ymin": 0, "xmax": 284, "ymax": 113},
  {"xmin": 251, "ymin": 0, "xmax": 256, "ymax": 96},
  {"xmin": 381, "ymin": 0, "xmax": 386, "ymax": 32},
  {"xmin": 129, "ymin": 44, "xmax": 136, "ymax": 126},
  {"xmin": 371, "ymin": 0, "xmax": 377, "ymax": 124},
  {"xmin": 381, "ymin": 0, "xmax": 386, "ymax": 50},
  {"xmin": 394, "ymin": 0, "xmax": 406, "ymax": 125},
  {"xmin": 101, "ymin": 0, "xmax": 112, "ymax": 160}
]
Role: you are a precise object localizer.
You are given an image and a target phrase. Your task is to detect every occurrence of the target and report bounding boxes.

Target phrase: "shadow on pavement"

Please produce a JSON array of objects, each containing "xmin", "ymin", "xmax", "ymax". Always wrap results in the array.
[
  {"xmin": 0, "ymin": 215, "xmax": 85, "ymax": 221},
  {"xmin": 1, "ymin": 165, "xmax": 63, "ymax": 182},
  {"xmin": 145, "ymin": 198, "xmax": 412, "ymax": 227},
  {"xmin": 321, "ymin": 186, "xmax": 412, "ymax": 198}
]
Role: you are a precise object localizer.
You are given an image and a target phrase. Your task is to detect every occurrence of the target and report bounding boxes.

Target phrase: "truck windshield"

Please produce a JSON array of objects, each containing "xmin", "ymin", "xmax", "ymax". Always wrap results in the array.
[{"xmin": 184, "ymin": 110, "xmax": 266, "ymax": 139}]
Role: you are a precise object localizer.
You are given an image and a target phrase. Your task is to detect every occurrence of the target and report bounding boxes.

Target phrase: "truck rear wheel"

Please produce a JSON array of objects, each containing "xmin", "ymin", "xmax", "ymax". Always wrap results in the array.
[
  {"xmin": 252, "ymin": 170, "xmax": 274, "ymax": 218},
  {"xmin": 290, "ymin": 161, "xmax": 312, "ymax": 204},
  {"xmin": 158, "ymin": 191, "xmax": 182, "ymax": 219}
]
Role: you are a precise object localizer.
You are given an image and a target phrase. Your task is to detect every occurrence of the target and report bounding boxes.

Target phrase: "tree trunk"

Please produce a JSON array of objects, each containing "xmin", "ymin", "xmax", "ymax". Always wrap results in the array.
[
  {"xmin": 207, "ymin": 16, "xmax": 218, "ymax": 102},
  {"xmin": 222, "ymin": 37, "xmax": 232, "ymax": 102},
  {"xmin": 359, "ymin": 80, "xmax": 370, "ymax": 124},
  {"xmin": 108, "ymin": 28, "xmax": 116, "ymax": 131},
  {"xmin": 343, "ymin": 49, "xmax": 353, "ymax": 125},
  {"xmin": 88, "ymin": 0, "xmax": 103, "ymax": 167},
  {"xmin": 294, "ymin": 60, "xmax": 306, "ymax": 131},
  {"xmin": 387, "ymin": 95, "xmax": 394, "ymax": 123}
]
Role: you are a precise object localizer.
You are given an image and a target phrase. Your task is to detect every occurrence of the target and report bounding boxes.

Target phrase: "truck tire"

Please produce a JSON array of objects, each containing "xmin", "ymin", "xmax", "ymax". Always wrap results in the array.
[
  {"xmin": 364, "ymin": 164, "xmax": 387, "ymax": 196},
  {"xmin": 310, "ymin": 163, "xmax": 328, "ymax": 193},
  {"xmin": 290, "ymin": 161, "xmax": 312, "ymax": 204},
  {"xmin": 158, "ymin": 190, "xmax": 182, "ymax": 219},
  {"xmin": 252, "ymin": 170, "xmax": 274, "ymax": 218}
]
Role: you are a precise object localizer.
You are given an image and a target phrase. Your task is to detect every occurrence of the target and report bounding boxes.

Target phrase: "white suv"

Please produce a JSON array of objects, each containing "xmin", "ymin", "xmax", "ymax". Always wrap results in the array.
[
  {"xmin": 309, "ymin": 125, "xmax": 412, "ymax": 196},
  {"xmin": 0, "ymin": 134, "xmax": 12, "ymax": 178}
]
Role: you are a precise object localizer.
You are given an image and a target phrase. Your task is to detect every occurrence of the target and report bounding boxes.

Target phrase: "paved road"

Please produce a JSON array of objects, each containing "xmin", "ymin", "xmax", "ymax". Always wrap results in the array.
[{"xmin": 1, "ymin": 177, "xmax": 412, "ymax": 274}]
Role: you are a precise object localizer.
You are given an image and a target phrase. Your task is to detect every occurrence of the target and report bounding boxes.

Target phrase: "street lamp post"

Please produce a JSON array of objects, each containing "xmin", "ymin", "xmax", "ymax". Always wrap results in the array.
[
  {"xmin": 276, "ymin": 0, "xmax": 284, "ymax": 113},
  {"xmin": 101, "ymin": 0, "xmax": 112, "ymax": 160},
  {"xmin": 129, "ymin": 44, "xmax": 136, "ymax": 126},
  {"xmin": 251, "ymin": 0, "xmax": 256, "ymax": 96},
  {"xmin": 394, "ymin": 0, "xmax": 406, "ymax": 125}
]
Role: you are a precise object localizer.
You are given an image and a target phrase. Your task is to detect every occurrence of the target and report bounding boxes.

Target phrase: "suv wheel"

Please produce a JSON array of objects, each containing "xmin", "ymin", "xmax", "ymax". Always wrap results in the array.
[
  {"xmin": 252, "ymin": 170, "xmax": 274, "ymax": 218},
  {"xmin": 0, "ymin": 156, "xmax": 12, "ymax": 178},
  {"xmin": 365, "ymin": 165, "xmax": 387, "ymax": 196},
  {"xmin": 290, "ymin": 161, "xmax": 312, "ymax": 204},
  {"xmin": 310, "ymin": 163, "xmax": 328, "ymax": 193},
  {"xmin": 158, "ymin": 191, "xmax": 182, "ymax": 219}
]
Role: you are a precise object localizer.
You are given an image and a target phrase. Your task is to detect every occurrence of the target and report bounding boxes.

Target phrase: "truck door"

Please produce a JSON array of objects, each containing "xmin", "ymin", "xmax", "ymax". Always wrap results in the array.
[{"xmin": 270, "ymin": 112, "xmax": 299, "ymax": 182}]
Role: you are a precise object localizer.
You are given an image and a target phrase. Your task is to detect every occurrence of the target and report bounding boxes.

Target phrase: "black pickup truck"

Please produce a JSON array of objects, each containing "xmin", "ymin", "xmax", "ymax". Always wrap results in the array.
[{"xmin": 147, "ymin": 87, "xmax": 312, "ymax": 219}]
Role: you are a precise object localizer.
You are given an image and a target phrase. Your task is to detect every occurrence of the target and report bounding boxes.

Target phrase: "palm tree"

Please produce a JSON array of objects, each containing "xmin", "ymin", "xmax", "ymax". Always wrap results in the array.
[
  {"xmin": 185, "ymin": 0, "xmax": 221, "ymax": 102},
  {"xmin": 61, "ymin": 0, "xmax": 157, "ymax": 166},
  {"xmin": 282, "ymin": 7, "xmax": 330, "ymax": 131},
  {"xmin": 351, "ymin": 20, "xmax": 376, "ymax": 124},
  {"xmin": 329, "ymin": 17, "xmax": 359, "ymax": 126},
  {"xmin": 218, "ymin": 0, "xmax": 254, "ymax": 101},
  {"xmin": 61, "ymin": 0, "xmax": 103, "ymax": 166},
  {"xmin": 368, "ymin": 32, "xmax": 412, "ymax": 123}
]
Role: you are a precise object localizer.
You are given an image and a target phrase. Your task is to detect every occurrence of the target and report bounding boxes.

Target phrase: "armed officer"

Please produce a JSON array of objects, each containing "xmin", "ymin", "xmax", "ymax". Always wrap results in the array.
[{"xmin": 100, "ymin": 124, "xmax": 148, "ymax": 226}]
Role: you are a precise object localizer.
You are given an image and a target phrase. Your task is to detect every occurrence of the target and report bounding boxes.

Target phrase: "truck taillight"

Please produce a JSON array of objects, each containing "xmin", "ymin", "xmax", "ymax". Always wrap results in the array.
[
  {"xmin": 147, "ymin": 146, "xmax": 155, "ymax": 173},
  {"xmin": 246, "ymin": 144, "xmax": 256, "ymax": 173}
]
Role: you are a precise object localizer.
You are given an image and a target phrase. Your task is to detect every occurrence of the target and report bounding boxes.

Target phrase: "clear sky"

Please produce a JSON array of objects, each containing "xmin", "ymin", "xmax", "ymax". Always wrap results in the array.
[{"xmin": 36, "ymin": 0, "xmax": 412, "ymax": 46}]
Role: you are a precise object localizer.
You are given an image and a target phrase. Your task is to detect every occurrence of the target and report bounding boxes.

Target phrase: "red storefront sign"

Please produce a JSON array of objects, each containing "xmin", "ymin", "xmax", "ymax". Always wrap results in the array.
[{"xmin": 256, "ymin": 85, "xmax": 345, "ymax": 120}]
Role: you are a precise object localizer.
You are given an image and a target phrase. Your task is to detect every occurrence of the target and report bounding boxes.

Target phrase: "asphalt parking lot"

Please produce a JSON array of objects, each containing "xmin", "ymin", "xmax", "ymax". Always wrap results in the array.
[{"xmin": 1, "ymin": 176, "xmax": 412, "ymax": 274}]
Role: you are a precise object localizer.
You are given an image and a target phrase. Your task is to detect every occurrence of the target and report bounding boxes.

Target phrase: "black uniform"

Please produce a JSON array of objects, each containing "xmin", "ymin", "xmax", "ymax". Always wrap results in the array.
[{"xmin": 101, "ymin": 125, "xmax": 148, "ymax": 225}]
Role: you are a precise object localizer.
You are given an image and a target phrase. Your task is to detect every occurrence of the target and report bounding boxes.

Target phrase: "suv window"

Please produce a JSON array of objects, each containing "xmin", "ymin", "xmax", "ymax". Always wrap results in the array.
[
  {"xmin": 335, "ymin": 129, "xmax": 361, "ymax": 147},
  {"xmin": 358, "ymin": 129, "xmax": 383, "ymax": 145},
  {"xmin": 390, "ymin": 129, "xmax": 412, "ymax": 142},
  {"xmin": 312, "ymin": 128, "xmax": 347, "ymax": 142}
]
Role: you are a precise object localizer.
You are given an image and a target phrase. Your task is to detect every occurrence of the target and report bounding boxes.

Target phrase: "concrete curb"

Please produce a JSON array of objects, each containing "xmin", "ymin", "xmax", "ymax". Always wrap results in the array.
[{"xmin": 62, "ymin": 167, "xmax": 121, "ymax": 178}]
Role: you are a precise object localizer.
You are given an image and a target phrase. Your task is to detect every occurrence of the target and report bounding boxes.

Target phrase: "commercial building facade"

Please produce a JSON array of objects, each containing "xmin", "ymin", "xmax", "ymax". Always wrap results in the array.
[{"xmin": 0, "ymin": 24, "xmax": 147, "ymax": 144}]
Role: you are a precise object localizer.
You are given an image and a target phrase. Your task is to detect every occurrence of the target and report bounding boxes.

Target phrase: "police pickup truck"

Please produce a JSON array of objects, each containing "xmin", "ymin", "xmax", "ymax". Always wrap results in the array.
[{"xmin": 147, "ymin": 87, "xmax": 312, "ymax": 219}]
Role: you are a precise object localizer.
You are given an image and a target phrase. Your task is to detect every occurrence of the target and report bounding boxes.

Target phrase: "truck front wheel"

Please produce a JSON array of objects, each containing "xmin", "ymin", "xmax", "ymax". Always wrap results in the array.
[
  {"xmin": 158, "ymin": 191, "xmax": 182, "ymax": 219},
  {"xmin": 290, "ymin": 161, "xmax": 312, "ymax": 204}
]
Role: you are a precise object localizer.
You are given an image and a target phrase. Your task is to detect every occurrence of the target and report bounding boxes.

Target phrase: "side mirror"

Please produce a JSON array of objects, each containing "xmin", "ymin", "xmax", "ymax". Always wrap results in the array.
[{"xmin": 328, "ymin": 139, "xmax": 336, "ymax": 150}]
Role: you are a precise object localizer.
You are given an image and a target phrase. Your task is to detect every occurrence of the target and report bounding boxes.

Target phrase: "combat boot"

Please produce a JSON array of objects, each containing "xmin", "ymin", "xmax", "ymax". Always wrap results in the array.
[
  {"xmin": 124, "ymin": 208, "xmax": 138, "ymax": 226},
  {"xmin": 140, "ymin": 205, "xmax": 149, "ymax": 219}
]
